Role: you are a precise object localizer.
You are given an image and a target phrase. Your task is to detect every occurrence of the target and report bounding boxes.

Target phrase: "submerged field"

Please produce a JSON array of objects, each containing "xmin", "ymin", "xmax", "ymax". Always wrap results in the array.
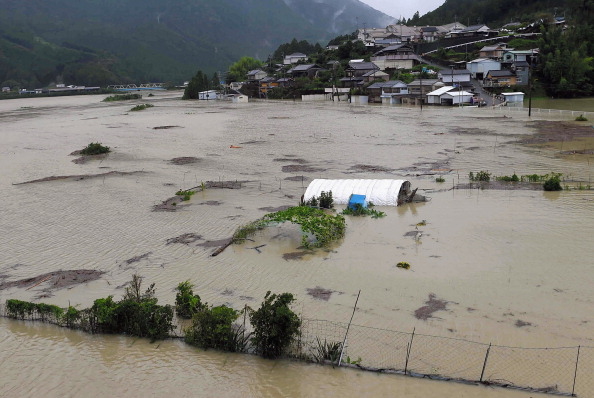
[{"xmin": 1, "ymin": 92, "xmax": 593, "ymax": 397}]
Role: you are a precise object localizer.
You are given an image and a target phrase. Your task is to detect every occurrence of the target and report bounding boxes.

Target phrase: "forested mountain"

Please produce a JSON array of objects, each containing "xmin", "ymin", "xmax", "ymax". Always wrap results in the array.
[
  {"xmin": 413, "ymin": 0, "xmax": 566, "ymax": 27},
  {"xmin": 0, "ymin": 0, "xmax": 393, "ymax": 89}
]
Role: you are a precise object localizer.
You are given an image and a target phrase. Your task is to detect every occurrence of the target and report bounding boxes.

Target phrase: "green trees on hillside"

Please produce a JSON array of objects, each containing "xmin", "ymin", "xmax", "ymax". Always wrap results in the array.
[
  {"xmin": 538, "ymin": 0, "xmax": 594, "ymax": 97},
  {"xmin": 271, "ymin": 38, "xmax": 322, "ymax": 63},
  {"xmin": 226, "ymin": 57, "xmax": 264, "ymax": 82}
]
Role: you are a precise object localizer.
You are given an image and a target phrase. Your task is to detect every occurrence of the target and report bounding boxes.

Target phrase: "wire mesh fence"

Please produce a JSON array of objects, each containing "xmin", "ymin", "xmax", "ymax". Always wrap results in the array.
[
  {"xmin": 2, "ymin": 302, "xmax": 593, "ymax": 397},
  {"xmin": 485, "ymin": 106, "xmax": 594, "ymax": 119},
  {"xmin": 295, "ymin": 318, "xmax": 594, "ymax": 397}
]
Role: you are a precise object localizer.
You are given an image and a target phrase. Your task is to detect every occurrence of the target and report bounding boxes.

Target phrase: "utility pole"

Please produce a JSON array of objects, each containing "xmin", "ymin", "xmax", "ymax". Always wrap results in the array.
[{"xmin": 528, "ymin": 66, "xmax": 533, "ymax": 117}]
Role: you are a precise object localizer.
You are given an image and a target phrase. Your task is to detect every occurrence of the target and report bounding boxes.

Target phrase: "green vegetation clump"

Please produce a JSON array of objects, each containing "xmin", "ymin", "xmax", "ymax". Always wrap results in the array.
[
  {"xmin": 435, "ymin": 176, "xmax": 446, "ymax": 183},
  {"xmin": 130, "ymin": 103, "xmax": 154, "ymax": 111},
  {"xmin": 304, "ymin": 191, "xmax": 334, "ymax": 209},
  {"xmin": 469, "ymin": 171, "xmax": 491, "ymax": 182},
  {"xmin": 396, "ymin": 262, "xmax": 411, "ymax": 270},
  {"xmin": 6, "ymin": 299, "xmax": 63, "ymax": 320},
  {"xmin": 176, "ymin": 189, "xmax": 196, "ymax": 201},
  {"xmin": 249, "ymin": 291, "xmax": 301, "ymax": 359},
  {"xmin": 342, "ymin": 203, "xmax": 386, "ymax": 219},
  {"xmin": 543, "ymin": 173, "xmax": 563, "ymax": 191},
  {"xmin": 90, "ymin": 274, "xmax": 174, "ymax": 340},
  {"xmin": 102, "ymin": 94, "xmax": 141, "ymax": 102},
  {"xmin": 232, "ymin": 206, "xmax": 345, "ymax": 249},
  {"xmin": 80, "ymin": 142, "xmax": 110, "ymax": 155},
  {"xmin": 175, "ymin": 281, "xmax": 204, "ymax": 319},
  {"xmin": 185, "ymin": 305, "xmax": 249, "ymax": 352},
  {"xmin": 313, "ymin": 338, "xmax": 342, "ymax": 363},
  {"xmin": 496, "ymin": 173, "xmax": 519, "ymax": 182},
  {"xmin": 264, "ymin": 206, "xmax": 346, "ymax": 248},
  {"xmin": 575, "ymin": 114, "xmax": 588, "ymax": 121}
]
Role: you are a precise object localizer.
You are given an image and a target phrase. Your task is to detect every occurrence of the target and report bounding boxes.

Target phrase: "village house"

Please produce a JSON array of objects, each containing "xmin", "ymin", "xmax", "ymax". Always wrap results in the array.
[
  {"xmin": 438, "ymin": 69, "xmax": 472, "ymax": 85},
  {"xmin": 420, "ymin": 26, "xmax": 439, "ymax": 42},
  {"xmin": 283, "ymin": 52, "xmax": 308, "ymax": 65},
  {"xmin": 448, "ymin": 24, "xmax": 497, "ymax": 38},
  {"xmin": 483, "ymin": 69, "xmax": 517, "ymax": 87},
  {"xmin": 407, "ymin": 78, "xmax": 441, "ymax": 97},
  {"xmin": 340, "ymin": 61, "xmax": 380, "ymax": 88},
  {"xmin": 371, "ymin": 44, "xmax": 420, "ymax": 70},
  {"xmin": 466, "ymin": 58, "xmax": 502, "ymax": 80},
  {"xmin": 362, "ymin": 70, "xmax": 389, "ymax": 83},
  {"xmin": 511, "ymin": 61, "xmax": 530, "ymax": 85},
  {"xmin": 502, "ymin": 49, "xmax": 538, "ymax": 64},
  {"xmin": 287, "ymin": 64, "xmax": 326, "ymax": 79},
  {"xmin": 247, "ymin": 69, "xmax": 267, "ymax": 81},
  {"xmin": 479, "ymin": 44, "xmax": 508, "ymax": 59},
  {"xmin": 366, "ymin": 80, "xmax": 408, "ymax": 103},
  {"xmin": 259, "ymin": 76, "xmax": 279, "ymax": 96},
  {"xmin": 426, "ymin": 85, "xmax": 454, "ymax": 104}
]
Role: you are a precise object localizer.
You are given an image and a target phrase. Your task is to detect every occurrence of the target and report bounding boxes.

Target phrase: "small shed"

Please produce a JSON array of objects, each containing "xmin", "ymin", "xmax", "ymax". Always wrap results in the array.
[
  {"xmin": 303, "ymin": 179, "xmax": 412, "ymax": 206},
  {"xmin": 501, "ymin": 92, "xmax": 525, "ymax": 103},
  {"xmin": 199, "ymin": 90, "xmax": 217, "ymax": 100}
]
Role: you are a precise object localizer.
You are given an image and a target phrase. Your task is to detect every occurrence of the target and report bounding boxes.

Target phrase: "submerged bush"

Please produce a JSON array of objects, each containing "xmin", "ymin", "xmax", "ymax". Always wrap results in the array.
[
  {"xmin": 80, "ymin": 142, "xmax": 110, "ymax": 155},
  {"xmin": 469, "ymin": 170, "xmax": 491, "ymax": 182},
  {"xmin": 185, "ymin": 305, "xmax": 249, "ymax": 352},
  {"xmin": 575, "ymin": 114, "xmax": 588, "ymax": 121},
  {"xmin": 103, "ymin": 94, "xmax": 141, "ymax": 102},
  {"xmin": 250, "ymin": 291, "xmax": 301, "ymax": 359},
  {"xmin": 543, "ymin": 173, "xmax": 563, "ymax": 191},
  {"xmin": 342, "ymin": 203, "xmax": 386, "ymax": 218},
  {"xmin": 175, "ymin": 280, "xmax": 204, "ymax": 319},
  {"xmin": 130, "ymin": 103, "xmax": 154, "ymax": 111},
  {"xmin": 305, "ymin": 191, "xmax": 334, "ymax": 209},
  {"xmin": 176, "ymin": 189, "xmax": 196, "ymax": 201},
  {"xmin": 89, "ymin": 274, "xmax": 174, "ymax": 340},
  {"xmin": 497, "ymin": 173, "xmax": 519, "ymax": 182}
]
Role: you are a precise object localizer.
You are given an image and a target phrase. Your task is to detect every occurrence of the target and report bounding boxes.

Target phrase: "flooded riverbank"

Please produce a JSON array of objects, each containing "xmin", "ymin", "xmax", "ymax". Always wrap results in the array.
[{"xmin": 1, "ymin": 92, "xmax": 593, "ymax": 396}]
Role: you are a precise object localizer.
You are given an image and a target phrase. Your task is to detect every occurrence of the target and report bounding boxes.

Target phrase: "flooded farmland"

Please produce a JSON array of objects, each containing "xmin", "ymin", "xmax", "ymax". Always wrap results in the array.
[{"xmin": 1, "ymin": 92, "xmax": 593, "ymax": 397}]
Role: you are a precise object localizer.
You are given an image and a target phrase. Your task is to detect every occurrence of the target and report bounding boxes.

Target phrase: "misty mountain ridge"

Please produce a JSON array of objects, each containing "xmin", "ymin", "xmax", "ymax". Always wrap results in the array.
[{"xmin": 0, "ymin": 0, "xmax": 394, "ymax": 88}]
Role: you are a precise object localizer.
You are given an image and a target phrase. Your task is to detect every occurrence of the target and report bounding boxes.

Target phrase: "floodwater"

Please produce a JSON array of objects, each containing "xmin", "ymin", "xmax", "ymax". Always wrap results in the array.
[
  {"xmin": 1, "ymin": 92, "xmax": 593, "ymax": 397},
  {"xmin": 524, "ymin": 96, "xmax": 594, "ymax": 112}
]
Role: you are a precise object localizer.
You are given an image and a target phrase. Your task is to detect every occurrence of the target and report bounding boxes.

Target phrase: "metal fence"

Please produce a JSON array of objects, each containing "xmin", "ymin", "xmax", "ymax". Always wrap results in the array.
[
  {"xmin": 483, "ymin": 106, "xmax": 594, "ymax": 120},
  {"xmin": 297, "ymin": 318, "xmax": 594, "ymax": 397},
  {"xmin": 2, "ymin": 303, "xmax": 593, "ymax": 397}
]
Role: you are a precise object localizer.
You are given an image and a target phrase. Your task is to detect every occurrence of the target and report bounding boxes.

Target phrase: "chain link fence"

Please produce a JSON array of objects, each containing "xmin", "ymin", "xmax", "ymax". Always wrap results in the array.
[
  {"xmin": 2, "ymin": 302, "xmax": 593, "ymax": 396},
  {"xmin": 296, "ymin": 318, "xmax": 594, "ymax": 397}
]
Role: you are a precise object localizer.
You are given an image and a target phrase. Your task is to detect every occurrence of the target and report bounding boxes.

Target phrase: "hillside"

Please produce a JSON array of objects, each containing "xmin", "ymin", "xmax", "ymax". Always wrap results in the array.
[
  {"xmin": 415, "ymin": 0, "xmax": 566, "ymax": 27},
  {"xmin": 0, "ymin": 0, "xmax": 394, "ymax": 88}
]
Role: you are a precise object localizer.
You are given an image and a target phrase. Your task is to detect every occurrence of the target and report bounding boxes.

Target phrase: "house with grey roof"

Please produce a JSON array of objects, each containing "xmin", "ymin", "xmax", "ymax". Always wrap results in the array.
[
  {"xmin": 366, "ymin": 80, "xmax": 408, "ymax": 103},
  {"xmin": 287, "ymin": 64, "xmax": 326, "ymax": 79},
  {"xmin": 247, "ymin": 69, "xmax": 267, "ymax": 81},
  {"xmin": 283, "ymin": 52, "xmax": 308, "ymax": 65},
  {"xmin": 438, "ymin": 69, "xmax": 472, "ymax": 84},
  {"xmin": 371, "ymin": 44, "xmax": 420, "ymax": 70}
]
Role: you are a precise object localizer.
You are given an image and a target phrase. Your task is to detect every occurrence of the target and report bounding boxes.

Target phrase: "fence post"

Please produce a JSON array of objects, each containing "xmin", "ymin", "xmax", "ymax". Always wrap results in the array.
[
  {"xmin": 480, "ymin": 343, "xmax": 492, "ymax": 382},
  {"xmin": 572, "ymin": 345, "xmax": 581, "ymax": 396},
  {"xmin": 404, "ymin": 327, "xmax": 415, "ymax": 375},
  {"xmin": 338, "ymin": 290, "xmax": 360, "ymax": 367}
]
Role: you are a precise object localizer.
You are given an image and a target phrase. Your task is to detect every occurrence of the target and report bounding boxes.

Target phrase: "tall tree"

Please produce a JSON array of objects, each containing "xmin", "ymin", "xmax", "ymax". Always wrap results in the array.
[{"xmin": 227, "ymin": 57, "xmax": 263, "ymax": 82}]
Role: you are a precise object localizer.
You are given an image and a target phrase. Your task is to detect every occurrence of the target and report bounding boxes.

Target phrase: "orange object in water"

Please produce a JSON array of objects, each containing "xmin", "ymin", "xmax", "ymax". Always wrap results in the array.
[{"xmin": 230, "ymin": 145, "xmax": 242, "ymax": 148}]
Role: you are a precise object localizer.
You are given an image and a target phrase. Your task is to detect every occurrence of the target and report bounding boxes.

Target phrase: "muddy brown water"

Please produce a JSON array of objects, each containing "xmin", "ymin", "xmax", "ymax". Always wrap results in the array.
[{"xmin": 1, "ymin": 92, "xmax": 593, "ymax": 397}]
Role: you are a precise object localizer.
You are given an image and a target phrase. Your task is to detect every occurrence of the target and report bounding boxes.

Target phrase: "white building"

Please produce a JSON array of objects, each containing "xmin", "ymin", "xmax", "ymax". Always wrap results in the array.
[
  {"xmin": 501, "ymin": 92, "xmax": 525, "ymax": 103},
  {"xmin": 198, "ymin": 90, "xmax": 218, "ymax": 100},
  {"xmin": 441, "ymin": 90, "xmax": 474, "ymax": 105},
  {"xmin": 466, "ymin": 58, "xmax": 502, "ymax": 80},
  {"xmin": 426, "ymin": 86, "xmax": 455, "ymax": 104}
]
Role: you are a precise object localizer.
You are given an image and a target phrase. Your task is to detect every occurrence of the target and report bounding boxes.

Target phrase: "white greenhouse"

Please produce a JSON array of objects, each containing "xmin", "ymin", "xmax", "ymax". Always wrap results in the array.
[{"xmin": 303, "ymin": 179, "xmax": 413, "ymax": 206}]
